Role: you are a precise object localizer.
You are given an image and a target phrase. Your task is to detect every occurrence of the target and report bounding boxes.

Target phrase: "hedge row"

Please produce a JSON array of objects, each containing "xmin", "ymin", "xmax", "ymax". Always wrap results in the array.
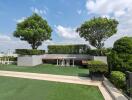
[
  {"xmin": 16, "ymin": 49, "xmax": 45, "ymax": 55},
  {"xmin": 48, "ymin": 44, "xmax": 90, "ymax": 54},
  {"xmin": 86, "ymin": 48, "xmax": 111, "ymax": 56}
]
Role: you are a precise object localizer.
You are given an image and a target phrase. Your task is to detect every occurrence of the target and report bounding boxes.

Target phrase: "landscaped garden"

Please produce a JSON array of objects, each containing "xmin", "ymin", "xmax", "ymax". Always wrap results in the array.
[
  {"xmin": 0, "ymin": 64, "xmax": 89, "ymax": 76},
  {"xmin": 0, "ymin": 76, "xmax": 104, "ymax": 100},
  {"xmin": 0, "ymin": 10, "xmax": 131, "ymax": 99}
]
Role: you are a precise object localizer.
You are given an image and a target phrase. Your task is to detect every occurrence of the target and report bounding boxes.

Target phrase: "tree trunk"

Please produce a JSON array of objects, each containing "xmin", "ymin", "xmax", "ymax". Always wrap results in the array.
[{"xmin": 31, "ymin": 43, "xmax": 37, "ymax": 49}]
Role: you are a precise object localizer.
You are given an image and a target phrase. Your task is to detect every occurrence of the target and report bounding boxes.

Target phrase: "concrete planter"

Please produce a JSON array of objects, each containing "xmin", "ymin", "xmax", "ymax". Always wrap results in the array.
[
  {"xmin": 17, "ymin": 55, "xmax": 43, "ymax": 66},
  {"xmin": 90, "ymin": 72, "xmax": 104, "ymax": 81}
]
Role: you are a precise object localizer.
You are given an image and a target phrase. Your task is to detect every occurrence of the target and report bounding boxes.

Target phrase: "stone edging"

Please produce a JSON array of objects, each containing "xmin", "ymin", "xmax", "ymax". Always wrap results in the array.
[{"xmin": 102, "ymin": 78, "xmax": 128, "ymax": 100}]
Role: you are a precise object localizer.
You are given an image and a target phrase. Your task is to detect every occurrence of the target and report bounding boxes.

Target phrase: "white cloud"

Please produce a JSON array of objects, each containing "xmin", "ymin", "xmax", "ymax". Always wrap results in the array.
[
  {"xmin": 0, "ymin": 34, "xmax": 11, "ymax": 41},
  {"xmin": 0, "ymin": 34, "xmax": 31, "ymax": 52},
  {"xmin": 86, "ymin": 0, "xmax": 131, "ymax": 16},
  {"xmin": 55, "ymin": 25, "xmax": 80, "ymax": 39},
  {"xmin": 0, "ymin": 34, "xmax": 55, "ymax": 52},
  {"xmin": 54, "ymin": 25, "xmax": 91, "ymax": 46},
  {"xmin": 77, "ymin": 10, "xmax": 82, "ymax": 15},
  {"xmin": 86, "ymin": 0, "xmax": 132, "ymax": 47},
  {"xmin": 15, "ymin": 17, "xmax": 26, "ymax": 23},
  {"xmin": 30, "ymin": 7, "xmax": 47, "ymax": 15}
]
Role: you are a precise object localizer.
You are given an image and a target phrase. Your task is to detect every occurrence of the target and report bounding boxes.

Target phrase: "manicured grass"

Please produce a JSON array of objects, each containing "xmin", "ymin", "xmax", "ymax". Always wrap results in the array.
[
  {"xmin": 0, "ymin": 76, "xmax": 104, "ymax": 100},
  {"xmin": 0, "ymin": 64, "xmax": 89, "ymax": 76}
]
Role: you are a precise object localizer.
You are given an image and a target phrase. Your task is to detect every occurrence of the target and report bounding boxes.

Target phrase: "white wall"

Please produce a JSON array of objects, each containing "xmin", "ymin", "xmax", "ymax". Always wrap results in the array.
[
  {"xmin": 17, "ymin": 55, "xmax": 43, "ymax": 66},
  {"xmin": 93, "ymin": 56, "xmax": 107, "ymax": 64}
]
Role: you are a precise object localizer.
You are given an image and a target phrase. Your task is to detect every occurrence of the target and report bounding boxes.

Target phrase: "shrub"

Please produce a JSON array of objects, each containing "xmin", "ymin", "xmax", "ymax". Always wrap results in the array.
[
  {"xmin": 16, "ymin": 49, "xmax": 45, "ymax": 55},
  {"xmin": 110, "ymin": 71, "xmax": 126, "ymax": 89},
  {"xmin": 87, "ymin": 60, "xmax": 108, "ymax": 73},
  {"xmin": 48, "ymin": 44, "xmax": 90, "ymax": 54}
]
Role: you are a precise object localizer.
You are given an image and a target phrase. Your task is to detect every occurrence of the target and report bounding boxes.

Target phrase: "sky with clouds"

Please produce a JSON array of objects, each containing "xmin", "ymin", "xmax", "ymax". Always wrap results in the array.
[{"xmin": 0, "ymin": 0, "xmax": 132, "ymax": 52}]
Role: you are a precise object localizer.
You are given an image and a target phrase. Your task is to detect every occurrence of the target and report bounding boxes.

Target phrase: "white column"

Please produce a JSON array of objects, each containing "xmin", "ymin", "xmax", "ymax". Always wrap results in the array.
[
  {"xmin": 66, "ymin": 60, "xmax": 70, "ymax": 66},
  {"xmin": 72, "ymin": 59, "xmax": 74, "ymax": 67},
  {"xmin": 57, "ymin": 59, "xmax": 58, "ymax": 65},
  {"xmin": 61, "ymin": 59, "xmax": 64, "ymax": 66}
]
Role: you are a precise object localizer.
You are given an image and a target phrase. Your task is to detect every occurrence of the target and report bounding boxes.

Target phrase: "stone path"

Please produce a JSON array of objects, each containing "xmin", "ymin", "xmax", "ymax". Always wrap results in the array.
[{"xmin": 0, "ymin": 70, "xmax": 112, "ymax": 100}]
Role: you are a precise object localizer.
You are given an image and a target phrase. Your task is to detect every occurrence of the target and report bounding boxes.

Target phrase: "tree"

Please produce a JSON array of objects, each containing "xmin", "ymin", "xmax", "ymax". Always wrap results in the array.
[
  {"xmin": 13, "ymin": 13, "xmax": 52, "ymax": 49},
  {"xmin": 113, "ymin": 37, "xmax": 132, "ymax": 72},
  {"xmin": 108, "ymin": 37, "xmax": 132, "ymax": 72},
  {"xmin": 76, "ymin": 17, "xmax": 118, "ymax": 50},
  {"xmin": 113, "ymin": 37, "xmax": 132, "ymax": 54}
]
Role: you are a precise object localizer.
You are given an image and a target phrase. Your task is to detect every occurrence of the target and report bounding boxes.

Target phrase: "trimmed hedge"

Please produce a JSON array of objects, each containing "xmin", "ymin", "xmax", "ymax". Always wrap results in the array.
[
  {"xmin": 86, "ymin": 48, "xmax": 111, "ymax": 56},
  {"xmin": 87, "ymin": 61, "xmax": 108, "ymax": 73},
  {"xmin": 16, "ymin": 49, "xmax": 45, "ymax": 55},
  {"xmin": 110, "ymin": 71, "xmax": 126, "ymax": 89},
  {"xmin": 48, "ymin": 44, "xmax": 90, "ymax": 54}
]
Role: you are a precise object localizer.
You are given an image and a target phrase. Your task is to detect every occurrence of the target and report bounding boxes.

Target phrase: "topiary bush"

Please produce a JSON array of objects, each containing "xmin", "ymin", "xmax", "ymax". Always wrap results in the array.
[
  {"xmin": 87, "ymin": 60, "xmax": 108, "ymax": 73},
  {"xmin": 110, "ymin": 71, "xmax": 126, "ymax": 89},
  {"xmin": 16, "ymin": 49, "xmax": 45, "ymax": 55}
]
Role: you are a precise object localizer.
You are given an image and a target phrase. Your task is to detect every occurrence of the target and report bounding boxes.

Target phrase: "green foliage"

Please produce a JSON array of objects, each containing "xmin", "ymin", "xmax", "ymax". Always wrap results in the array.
[
  {"xmin": 110, "ymin": 71, "xmax": 126, "ymax": 89},
  {"xmin": 108, "ymin": 37, "xmax": 132, "ymax": 72},
  {"xmin": 13, "ymin": 13, "xmax": 52, "ymax": 49},
  {"xmin": 48, "ymin": 44, "xmax": 90, "ymax": 54},
  {"xmin": 16, "ymin": 49, "xmax": 45, "ymax": 55},
  {"xmin": 76, "ymin": 17, "xmax": 118, "ymax": 49},
  {"xmin": 86, "ymin": 48, "xmax": 111, "ymax": 56},
  {"xmin": 113, "ymin": 37, "xmax": 132, "ymax": 54},
  {"xmin": 0, "ymin": 57, "xmax": 17, "ymax": 61},
  {"xmin": 87, "ymin": 60, "xmax": 108, "ymax": 73},
  {"xmin": 87, "ymin": 60, "xmax": 106, "ymax": 65}
]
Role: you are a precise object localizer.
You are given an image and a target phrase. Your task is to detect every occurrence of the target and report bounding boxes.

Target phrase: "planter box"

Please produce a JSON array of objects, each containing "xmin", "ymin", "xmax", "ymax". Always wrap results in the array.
[
  {"xmin": 17, "ymin": 55, "xmax": 43, "ymax": 66},
  {"xmin": 90, "ymin": 72, "xmax": 104, "ymax": 81}
]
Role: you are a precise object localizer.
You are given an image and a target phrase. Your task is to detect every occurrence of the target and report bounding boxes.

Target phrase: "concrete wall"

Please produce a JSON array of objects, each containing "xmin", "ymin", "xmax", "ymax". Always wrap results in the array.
[
  {"xmin": 92, "ymin": 56, "xmax": 107, "ymax": 64},
  {"xmin": 17, "ymin": 55, "xmax": 43, "ymax": 66}
]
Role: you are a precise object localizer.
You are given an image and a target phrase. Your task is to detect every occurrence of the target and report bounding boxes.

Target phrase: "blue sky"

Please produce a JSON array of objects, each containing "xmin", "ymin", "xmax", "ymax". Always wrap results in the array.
[{"xmin": 0, "ymin": 0, "xmax": 132, "ymax": 52}]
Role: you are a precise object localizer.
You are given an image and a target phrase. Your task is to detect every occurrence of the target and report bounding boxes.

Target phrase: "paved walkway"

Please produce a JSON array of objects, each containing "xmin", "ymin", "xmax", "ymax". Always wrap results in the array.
[{"xmin": 0, "ymin": 70, "xmax": 112, "ymax": 100}]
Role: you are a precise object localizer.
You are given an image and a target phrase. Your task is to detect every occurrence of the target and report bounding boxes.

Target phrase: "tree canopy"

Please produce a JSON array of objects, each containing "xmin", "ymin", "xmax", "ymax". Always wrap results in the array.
[
  {"xmin": 76, "ymin": 17, "xmax": 118, "ymax": 49},
  {"xmin": 108, "ymin": 36, "xmax": 132, "ymax": 72},
  {"xmin": 13, "ymin": 13, "xmax": 52, "ymax": 49},
  {"xmin": 113, "ymin": 37, "xmax": 132, "ymax": 54}
]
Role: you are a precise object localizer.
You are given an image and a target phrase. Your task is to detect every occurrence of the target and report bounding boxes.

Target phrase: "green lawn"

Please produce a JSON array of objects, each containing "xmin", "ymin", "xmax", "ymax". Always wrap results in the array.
[
  {"xmin": 0, "ymin": 64, "xmax": 89, "ymax": 76},
  {"xmin": 0, "ymin": 76, "xmax": 104, "ymax": 100}
]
